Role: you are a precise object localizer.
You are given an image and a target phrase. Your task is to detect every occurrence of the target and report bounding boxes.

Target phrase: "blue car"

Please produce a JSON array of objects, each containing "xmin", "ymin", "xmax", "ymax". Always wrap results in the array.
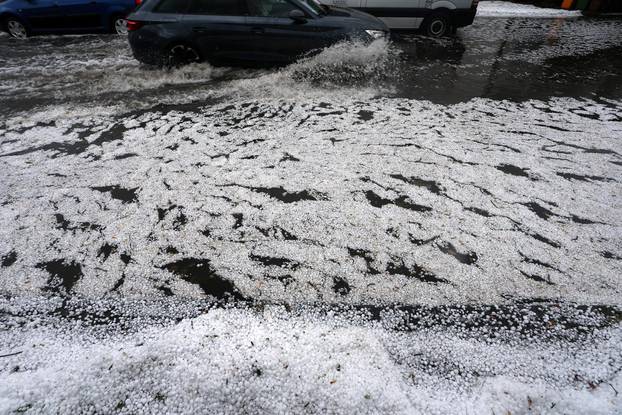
[{"xmin": 0, "ymin": 0, "xmax": 139, "ymax": 38}]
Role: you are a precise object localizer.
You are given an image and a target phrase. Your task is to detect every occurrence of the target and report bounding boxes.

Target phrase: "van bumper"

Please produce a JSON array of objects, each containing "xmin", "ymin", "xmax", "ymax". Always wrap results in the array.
[{"xmin": 451, "ymin": 7, "xmax": 477, "ymax": 28}]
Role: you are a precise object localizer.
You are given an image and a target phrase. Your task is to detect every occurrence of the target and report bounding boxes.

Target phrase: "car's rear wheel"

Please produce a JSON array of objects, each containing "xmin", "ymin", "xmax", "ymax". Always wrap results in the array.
[
  {"xmin": 112, "ymin": 17, "xmax": 128, "ymax": 35},
  {"xmin": 422, "ymin": 13, "xmax": 450, "ymax": 38},
  {"xmin": 5, "ymin": 17, "xmax": 28, "ymax": 39},
  {"xmin": 165, "ymin": 44, "xmax": 201, "ymax": 67}
]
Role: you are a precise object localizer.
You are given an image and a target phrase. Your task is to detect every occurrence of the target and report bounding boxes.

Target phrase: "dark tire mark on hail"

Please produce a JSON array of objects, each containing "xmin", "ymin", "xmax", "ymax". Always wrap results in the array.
[
  {"xmin": 1, "ymin": 251, "xmax": 18, "ymax": 267},
  {"xmin": 438, "ymin": 242, "xmax": 478, "ymax": 265},
  {"xmin": 250, "ymin": 187, "xmax": 325, "ymax": 203},
  {"xmin": 496, "ymin": 164, "xmax": 531, "ymax": 178},
  {"xmin": 160, "ymin": 258, "xmax": 245, "ymax": 301},
  {"xmin": 250, "ymin": 254, "xmax": 300, "ymax": 270},
  {"xmin": 332, "ymin": 276, "xmax": 351, "ymax": 296},
  {"xmin": 520, "ymin": 271, "xmax": 554, "ymax": 286},
  {"xmin": 365, "ymin": 190, "xmax": 432, "ymax": 213},
  {"xmin": 91, "ymin": 186, "xmax": 139, "ymax": 204},
  {"xmin": 386, "ymin": 258, "xmax": 448, "ymax": 284},
  {"xmin": 37, "ymin": 259, "xmax": 84, "ymax": 294},
  {"xmin": 348, "ymin": 248, "xmax": 381, "ymax": 275},
  {"xmin": 97, "ymin": 243, "xmax": 117, "ymax": 262},
  {"xmin": 389, "ymin": 174, "xmax": 444, "ymax": 195}
]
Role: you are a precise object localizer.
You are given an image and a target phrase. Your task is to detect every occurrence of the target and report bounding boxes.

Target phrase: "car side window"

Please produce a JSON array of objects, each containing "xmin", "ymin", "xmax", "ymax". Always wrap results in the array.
[
  {"xmin": 247, "ymin": 0, "xmax": 304, "ymax": 17},
  {"xmin": 187, "ymin": 0, "xmax": 248, "ymax": 15},
  {"xmin": 154, "ymin": 0, "xmax": 191, "ymax": 13}
]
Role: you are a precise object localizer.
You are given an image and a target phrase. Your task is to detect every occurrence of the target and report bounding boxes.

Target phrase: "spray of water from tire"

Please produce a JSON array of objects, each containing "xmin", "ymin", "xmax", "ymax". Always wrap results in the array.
[{"xmin": 285, "ymin": 38, "xmax": 402, "ymax": 87}]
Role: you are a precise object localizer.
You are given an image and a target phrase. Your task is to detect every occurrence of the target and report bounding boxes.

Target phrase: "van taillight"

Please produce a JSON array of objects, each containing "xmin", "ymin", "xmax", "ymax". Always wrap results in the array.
[{"xmin": 126, "ymin": 20, "xmax": 143, "ymax": 31}]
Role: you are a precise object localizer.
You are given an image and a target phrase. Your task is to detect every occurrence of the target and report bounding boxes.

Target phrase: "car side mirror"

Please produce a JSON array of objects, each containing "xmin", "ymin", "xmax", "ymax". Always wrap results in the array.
[{"xmin": 289, "ymin": 9, "xmax": 307, "ymax": 23}]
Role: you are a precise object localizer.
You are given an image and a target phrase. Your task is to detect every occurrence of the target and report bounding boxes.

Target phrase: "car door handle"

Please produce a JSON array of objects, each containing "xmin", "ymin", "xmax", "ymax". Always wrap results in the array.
[
  {"xmin": 192, "ymin": 27, "xmax": 209, "ymax": 33},
  {"xmin": 251, "ymin": 27, "xmax": 265, "ymax": 35}
]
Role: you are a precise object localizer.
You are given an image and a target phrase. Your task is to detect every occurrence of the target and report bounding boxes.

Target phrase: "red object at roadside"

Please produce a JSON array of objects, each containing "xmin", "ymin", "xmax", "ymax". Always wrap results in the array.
[{"xmin": 561, "ymin": 0, "xmax": 574, "ymax": 9}]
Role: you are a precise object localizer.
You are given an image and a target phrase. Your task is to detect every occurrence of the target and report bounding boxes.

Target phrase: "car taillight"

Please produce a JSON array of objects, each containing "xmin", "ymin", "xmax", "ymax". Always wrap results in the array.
[
  {"xmin": 126, "ymin": 20, "xmax": 143, "ymax": 31},
  {"xmin": 135, "ymin": 0, "xmax": 142, "ymax": 5}
]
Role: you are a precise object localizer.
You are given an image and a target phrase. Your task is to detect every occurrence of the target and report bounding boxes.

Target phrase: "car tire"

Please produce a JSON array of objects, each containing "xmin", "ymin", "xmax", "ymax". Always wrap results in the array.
[
  {"xmin": 165, "ymin": 44, "xmax": 201, "ymax": 67},
  {"xmin": 4, "ymin": 17, "xmax": 28, "ymax": 39},
  {"xmin": 112, "ymin": 16, "xmax": 128, "ymax": 35},
  {"xmin": 422, "ymin": 13, "xmax": 450, "ymax": 38}
]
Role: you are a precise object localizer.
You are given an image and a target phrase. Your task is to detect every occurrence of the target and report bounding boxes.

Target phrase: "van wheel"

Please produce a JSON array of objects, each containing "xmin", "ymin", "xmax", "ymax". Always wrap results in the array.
[
  {"xmin": 422, "ymin": 13, "xmax": 450, "ymax": 37},
  {"xmin": 112, "ymin": 17, "xmax": 128, "ymax": 35},
  {"xmin": 4, "ymin": 17, "xmax": 28, "ymax": 39},
  {"xmin": 165, "ymin": 44, "xmax": 201, "ymax": 67}
]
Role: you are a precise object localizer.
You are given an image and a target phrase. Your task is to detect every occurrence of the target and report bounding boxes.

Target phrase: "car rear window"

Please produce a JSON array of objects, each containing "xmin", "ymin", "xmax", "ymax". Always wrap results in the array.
[
  {"xmin": 155, "ymin": 0, "xmax": 191, "ymax": 13},
  {"xmin": 187, "ymin": 0, "xmax": 248, "ymax": 15}
]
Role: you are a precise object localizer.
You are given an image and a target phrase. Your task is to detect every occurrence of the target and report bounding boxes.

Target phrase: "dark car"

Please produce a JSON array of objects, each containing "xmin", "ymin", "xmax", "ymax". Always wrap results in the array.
[
  {"xmin": 0, "ymin": 0, "xmax": 138, "ymax": 38},
  {"xmin": 126, "ymin": 0, "xmax": 389, "ymax": 66}
]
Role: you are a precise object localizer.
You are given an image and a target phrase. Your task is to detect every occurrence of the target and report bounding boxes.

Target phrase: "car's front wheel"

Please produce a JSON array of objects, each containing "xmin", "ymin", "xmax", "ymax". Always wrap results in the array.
[
  {"xmin": 165, "ymin": 44, "xmax": 201, "ymax": 67},
  {"xmin": 112, "ymin": 17, "xmax": 128, "ymax": 35},
  {"xmin": 422, "ymin": 13, "xmax": 450, "ymax": 38},
  {"xmin": 5, "ymin": 17, "xmax": 28, "ymax": 39}
]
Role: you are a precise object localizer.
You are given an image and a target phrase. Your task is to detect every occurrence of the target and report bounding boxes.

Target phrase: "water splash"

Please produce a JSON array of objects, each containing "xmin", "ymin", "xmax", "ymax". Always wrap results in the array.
[
  {"xmin": 288, "ymin": 38, "xmax": 399, "ymax": 84},
  {"xmin": 219, "ymin": 39, "xmax": 400, "ymax": 101}
]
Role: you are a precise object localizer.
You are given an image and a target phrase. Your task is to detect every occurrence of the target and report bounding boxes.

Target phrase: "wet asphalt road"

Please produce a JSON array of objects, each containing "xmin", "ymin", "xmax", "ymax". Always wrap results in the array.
[
  {"xmin": 1, "ymin": 10, "xmax": 622, "ymax": 414},
  {"xmin": 0, "ymin": 15, "xmax": 621, "ymax": 112}
]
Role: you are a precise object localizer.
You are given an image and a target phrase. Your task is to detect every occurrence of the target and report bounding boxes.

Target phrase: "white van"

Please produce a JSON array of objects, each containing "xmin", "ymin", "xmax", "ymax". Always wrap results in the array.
[{"xmin": 320, "ymin": 0, "xmax": 479, "ymax": 37}]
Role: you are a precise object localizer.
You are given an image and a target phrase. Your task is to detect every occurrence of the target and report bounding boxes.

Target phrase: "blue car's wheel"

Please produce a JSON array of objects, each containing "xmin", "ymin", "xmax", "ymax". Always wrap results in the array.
[
  {"xmin": 113, "ymin": 17, "xmax": 128, "ymax": 35},
  {"xmin": 5, "ymin": 17, "xmax": 28, "ymax": 39}
]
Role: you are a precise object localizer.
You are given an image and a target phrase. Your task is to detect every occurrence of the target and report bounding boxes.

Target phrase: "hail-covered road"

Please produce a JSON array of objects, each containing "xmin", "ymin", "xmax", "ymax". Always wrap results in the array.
[{"xmin": 1, "ymin": 3, "xmax": 621, "ymax": 414}]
